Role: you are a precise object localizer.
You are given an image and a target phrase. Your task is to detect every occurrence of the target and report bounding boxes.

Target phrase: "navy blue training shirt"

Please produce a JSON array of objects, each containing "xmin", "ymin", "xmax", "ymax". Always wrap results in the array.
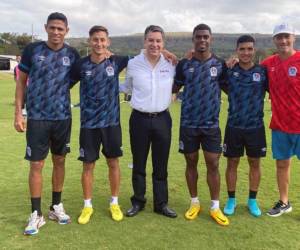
[
  {"xmin": 71, "ymin": 55, "xmax": 129, "ymax": 129},
  {"xmin": 226, "ymin": 64, "xmax": 268, "ymax": 129},
  {"xmin": 174, "ymin": 55, "xmax": 227, "ymax": 128},
  {"xmin": 19, "ymin": 41, "xmax": 80, "ymax": 120}
]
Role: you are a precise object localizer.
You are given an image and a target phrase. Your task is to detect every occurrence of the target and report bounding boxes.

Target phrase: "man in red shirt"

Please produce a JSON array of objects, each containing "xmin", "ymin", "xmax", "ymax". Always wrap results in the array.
[{"xmin": 261, "ymin": 23, "xmax": 300, "ymax": 217}]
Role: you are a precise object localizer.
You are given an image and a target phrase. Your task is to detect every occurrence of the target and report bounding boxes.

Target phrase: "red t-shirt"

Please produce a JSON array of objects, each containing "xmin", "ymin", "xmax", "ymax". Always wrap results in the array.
[{"xmin": 261, "ymin": 51, "xmax": 300, "ymax": 133}]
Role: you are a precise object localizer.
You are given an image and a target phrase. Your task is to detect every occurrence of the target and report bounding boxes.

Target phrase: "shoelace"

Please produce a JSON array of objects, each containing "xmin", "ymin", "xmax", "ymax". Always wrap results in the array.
[
  {"xmin": 28, "ymin": 213, "xmax": 38, "ymax": 226},
  {"xmin": 82, "ymin": 209, "xmax": 91, "ymax": 216},
  {"xmin": 54, "ymin": 207, "xmax": 68, "ymax": 218},
  {"xmin": 273, "ymin": 201, "xmax": 284, "ymax": 209},
  {"xmin": 111, "ymin": 206, "xmax": 121, "ymax": 214}
]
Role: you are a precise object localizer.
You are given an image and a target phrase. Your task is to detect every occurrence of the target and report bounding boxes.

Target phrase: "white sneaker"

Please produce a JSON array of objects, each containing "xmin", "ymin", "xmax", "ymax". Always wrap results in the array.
[
  {"xmin": 24, "ymin": 211, "xmax": 46, "ymax": 235},
  {"xmin": 48, "ymin": 203, "xmax": 71, "ymax": 224}
]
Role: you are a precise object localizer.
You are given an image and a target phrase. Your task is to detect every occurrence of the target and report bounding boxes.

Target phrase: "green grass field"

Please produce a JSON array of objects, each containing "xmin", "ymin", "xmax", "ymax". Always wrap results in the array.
[{"xmin": 1, "ymin": 72, "xmax": 300, "ymax": 250}]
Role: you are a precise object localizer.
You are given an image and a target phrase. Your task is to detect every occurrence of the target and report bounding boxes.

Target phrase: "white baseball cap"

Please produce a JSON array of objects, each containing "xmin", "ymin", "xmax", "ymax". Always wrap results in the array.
[{"xmin": 273, "ymin": 22, "xmax": 295, "ymax": 37}]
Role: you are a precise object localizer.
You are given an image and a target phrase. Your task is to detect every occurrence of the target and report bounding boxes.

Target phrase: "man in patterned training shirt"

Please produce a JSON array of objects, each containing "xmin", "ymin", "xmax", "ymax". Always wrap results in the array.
[
  {"xmin": 223, "ymin": 35, "xmax": 268, "ymax": 217},
  {"xmin": 173, "ymin": 23, "xmax": 229, "ymax": 226},
  {"xmin": 14, "ymin": 12, "xmax": 80, "ymax": 235},
  {"xmin": 71, "ymin": 26, "xmax": 129, "ymax": 224}
]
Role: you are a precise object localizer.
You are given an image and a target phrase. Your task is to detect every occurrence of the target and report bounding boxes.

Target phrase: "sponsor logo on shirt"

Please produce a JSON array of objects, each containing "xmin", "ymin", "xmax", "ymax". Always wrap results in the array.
[
  {"xmin": 253, "ymin": 73, "xmax": 261, "ymax": 82},
  {"xmin": 210, "ymin": 67, "xmax": 218, "ymax": 77},
  {"xmin": 85, "ymin": 71, "xmax": 92, "ymax": 76},
  {"xmin": 38, "ymin": 55, "xmax": 46, "ymax": 62},
  {"xmin": 233, "ymin": 72, "xmax": 239, "ymax": 77},
  {"xmin": 188, "ymin": 67, "xmax": 194, "ymax": 73},
  {"xmin": 160, "ymin": 69, "xmax": 170, "ymax": 73},
  {"xmin": 223, "ymin": 143, "xmax": 227, "ymax": 153},
  {"xmin": 106, "ymin": 65, "xmax": 115, "ymax": 76},
  {"xmin": 288, "ymin": 66, "xmax": 297, "ymax": 76},
  {"xmin": 62, "ymin": 56, "xmax": 71, "ymax": 66}
]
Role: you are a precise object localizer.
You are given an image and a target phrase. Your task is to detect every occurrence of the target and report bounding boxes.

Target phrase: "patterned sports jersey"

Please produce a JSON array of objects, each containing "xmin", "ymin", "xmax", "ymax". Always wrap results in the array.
[
  {"xmin": 19, "ymin": 41, "xmax": 80, "ymax": 120},
  {"xmin": 71, "ymin": 55, "xmax": 129, "ymax": 129},
  {"xmin": 226, "ymin": 64, "xmax": 268, "ymax": 129},
  {"xmin": 261, "ymin": 51, "xmax": 300, "ymax": 133},
  {"xmin": 174, "ymin": 55, "xmax": 227, "ymax": 128}
]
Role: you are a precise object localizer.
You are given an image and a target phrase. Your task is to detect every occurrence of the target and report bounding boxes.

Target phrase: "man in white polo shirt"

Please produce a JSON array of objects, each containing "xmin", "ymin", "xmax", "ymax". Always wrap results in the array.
[{"xmin": 121, "ymin": 25, "xmax": 177, "ymax": 218}]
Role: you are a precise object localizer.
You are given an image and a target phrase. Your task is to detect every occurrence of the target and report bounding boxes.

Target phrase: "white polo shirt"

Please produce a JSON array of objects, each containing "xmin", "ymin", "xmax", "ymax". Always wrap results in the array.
[{"xmin": 121, "ymin": 52, "xmax": 175, "ymax": 113}]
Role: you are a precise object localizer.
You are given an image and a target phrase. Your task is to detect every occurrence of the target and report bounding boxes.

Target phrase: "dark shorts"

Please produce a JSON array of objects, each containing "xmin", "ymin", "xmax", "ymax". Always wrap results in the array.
[
  {"xmin": 25, "ymin": 119, "xmax": 71, "ymax": 161},
  {"xmin": 78, "ymin": 125, "xmax": 122, "ymax": 163},
  {"xmin": 223, "ymin": 125, "xmax": 267, "ymax": 158},
  {"xmin": 179, "ymin": 127, "xmax": 222, "ymax": 154}
]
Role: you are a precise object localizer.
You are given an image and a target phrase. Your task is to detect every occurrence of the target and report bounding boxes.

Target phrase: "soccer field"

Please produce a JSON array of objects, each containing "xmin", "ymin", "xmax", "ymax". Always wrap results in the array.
[{"xmin": 1, "ymin": 72, "xmax": 300, "ymax": 250}]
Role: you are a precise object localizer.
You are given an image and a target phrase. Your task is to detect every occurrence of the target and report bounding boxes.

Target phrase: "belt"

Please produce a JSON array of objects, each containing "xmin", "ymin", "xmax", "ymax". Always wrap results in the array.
[{"xmin": 133, "ymin": 109, "xmax": 168, "ymax": 117}]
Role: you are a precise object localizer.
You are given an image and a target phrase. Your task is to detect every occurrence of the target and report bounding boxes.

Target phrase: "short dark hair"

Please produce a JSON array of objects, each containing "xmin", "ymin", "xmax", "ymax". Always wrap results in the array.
[
  {"xmin": 89, "ymin": 25, "xmax": 109, "ymax": 37},
  {"xmin": 193, "ymin": 23, "xmax": 212, "ymax": 35},
  {"xmin": 47, "ymin": 12, "xmax": 68, "ymax": 26},
  {"xmin": 236, "ymin": 35, "xmax": 255, "ymax": 47},
  {"xmin": 144, "ymin": 25, "xmax": 165, "ymax": 40}
]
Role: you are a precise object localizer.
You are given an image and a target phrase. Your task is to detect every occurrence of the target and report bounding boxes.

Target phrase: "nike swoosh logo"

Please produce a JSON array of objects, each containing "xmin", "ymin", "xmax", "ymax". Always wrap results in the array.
[{"xmin": 216, "ymin": 216, "xmax": 226, "ymax": 223}]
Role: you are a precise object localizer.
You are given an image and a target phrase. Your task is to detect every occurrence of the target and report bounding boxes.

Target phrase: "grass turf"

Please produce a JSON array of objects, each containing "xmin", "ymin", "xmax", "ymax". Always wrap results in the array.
[{"xmin": 0, "ymin": 72, "xmax": 300, "ymax": 249}]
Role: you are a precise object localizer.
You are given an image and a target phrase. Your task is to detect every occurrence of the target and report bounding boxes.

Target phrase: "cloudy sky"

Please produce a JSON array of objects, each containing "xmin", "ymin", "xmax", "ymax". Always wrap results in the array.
[{"xmin": 1, "ymin": 0, "xmax": 299, "ymax": 38}]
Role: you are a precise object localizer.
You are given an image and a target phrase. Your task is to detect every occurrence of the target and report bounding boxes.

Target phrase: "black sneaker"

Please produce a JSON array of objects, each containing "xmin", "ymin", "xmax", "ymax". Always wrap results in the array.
[{"xmin": 267, "ymin": 200, "xmax": 292, "ymax": 217}]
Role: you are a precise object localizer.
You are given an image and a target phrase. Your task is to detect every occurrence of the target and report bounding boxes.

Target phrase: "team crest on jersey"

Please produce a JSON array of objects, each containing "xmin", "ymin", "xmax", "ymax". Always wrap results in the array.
[
  {"xmin": 62, "ymin": 56, "xmax": 71, "ymax": 66},
  {"xmin": 38, "ymin": 55, "xmax": 46, "ymax": 62},
  {"xmin": 106, "ymin": 65, "xmax": 114, "ymax": 76},
  {"xmin": 233, "ymin": 72, "xmax": 239, "ymax": 77},
  {"xmin": 85, "ymin": 70, "xmax": 92, "ymax": 76},
  {"xmin": 288, "ymin": 66, "xmax": 297, "ymax": 76},
  {"xmin": 188, "ymin": 67, "xmax": 194, "ymax": 73},
  {"xmin": 210, "ymin": 67, "xmax": 218, "ymax": 77},
  {"xmin": 253, "ymin": 73, "xmax": 261, "ymax": 82}
]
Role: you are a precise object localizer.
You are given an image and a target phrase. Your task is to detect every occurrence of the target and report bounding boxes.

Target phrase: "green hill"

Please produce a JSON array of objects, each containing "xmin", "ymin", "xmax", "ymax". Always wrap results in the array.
[{"xmin": 66, "ymin": 32, "xmax": 300, "ymax": 60}]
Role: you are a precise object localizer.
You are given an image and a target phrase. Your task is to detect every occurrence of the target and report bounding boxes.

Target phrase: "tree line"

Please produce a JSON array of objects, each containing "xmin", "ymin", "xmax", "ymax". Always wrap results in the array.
[{"xmin": 2, "ymin": 32, "xmax": 297, "ymax": 62}]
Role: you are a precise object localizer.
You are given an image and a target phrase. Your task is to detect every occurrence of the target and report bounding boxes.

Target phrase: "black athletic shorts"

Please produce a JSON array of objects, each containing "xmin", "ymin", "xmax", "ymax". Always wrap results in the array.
[
  {"xmin": 179, "ymin": 127, "xmax": 222, "ymax": 154},
  {"xmin": 78, "ymin": 125, "xmax": 122, "ymax": 163},
  {"xmin": 25, "ymin": 119, "xmax": 71, "ymax": 161},
  {"xmin": 223, "ymin": 125, "xmax": 267, "ymax": 158}
]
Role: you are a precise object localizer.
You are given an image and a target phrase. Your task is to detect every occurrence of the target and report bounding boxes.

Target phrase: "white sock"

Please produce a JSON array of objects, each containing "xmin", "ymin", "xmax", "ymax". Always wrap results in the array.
[
  {"xmin": 211, "ymin": 200, "xmax": 219, "ymax": 210},
  {"xmin": 191, "ymin": 197, "xmax": 200, "ymax": 204},
  {"xmin": 84, "ymin": 199, "xmax": 93, "ymax": 208},
  {"xmin": 110, "ymin": 196, "xmax": 118, "ymax": 205}
]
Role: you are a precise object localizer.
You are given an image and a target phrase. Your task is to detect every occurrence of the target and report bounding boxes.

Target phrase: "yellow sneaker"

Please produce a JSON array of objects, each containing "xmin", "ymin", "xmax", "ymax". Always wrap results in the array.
[
  {"xmin": 110, "ymin": 204, "xmax": 124, "ymax": 222},
  {"xmin": 78, "ymin": 207, "xmax": 93, "ymax": 225},
  {"xmin": 210, "ymin": 208, "xmax": 229, "ymax": 226},
  {"xmin": 185, "ymin": 203, "xmax": 201, "ymax": 220}
]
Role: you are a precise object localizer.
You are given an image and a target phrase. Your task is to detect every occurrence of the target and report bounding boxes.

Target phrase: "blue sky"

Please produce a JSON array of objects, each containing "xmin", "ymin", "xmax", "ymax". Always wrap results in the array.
[{"xmin": 1, "ymin": 0, "xmax": 299, "ymax": 38}]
